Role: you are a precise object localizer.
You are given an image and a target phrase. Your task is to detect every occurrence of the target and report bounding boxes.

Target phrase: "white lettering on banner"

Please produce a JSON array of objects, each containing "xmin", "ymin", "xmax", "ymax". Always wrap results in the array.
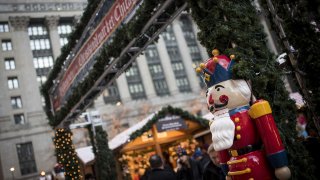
[
  {"xmin": 156, "ymin": 116, "xmax": 187, "ymax": 132},
  {"xmin": 162, "ymin": 122, "xmax": 182, "ymax": 129},
  {"xmin": 53, "ymin": 0, "xmax": 138, "ymax": 111}
]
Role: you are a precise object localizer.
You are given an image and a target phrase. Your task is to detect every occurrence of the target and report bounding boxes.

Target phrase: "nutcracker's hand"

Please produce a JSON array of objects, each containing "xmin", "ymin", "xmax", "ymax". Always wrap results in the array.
[{"xmin": 275, "ymin": 166, "xmax": 291, "ymax": 180}]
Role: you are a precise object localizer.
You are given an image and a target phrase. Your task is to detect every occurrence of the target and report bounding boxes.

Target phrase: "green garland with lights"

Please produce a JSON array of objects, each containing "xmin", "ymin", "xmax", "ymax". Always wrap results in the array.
[
  {"xmin": 54, "ymin": 129, "xmax": 81, "ymax": 180},
  {"xmin": 129, "ymin": 106, "xmax": 209, "ymax": 140}
]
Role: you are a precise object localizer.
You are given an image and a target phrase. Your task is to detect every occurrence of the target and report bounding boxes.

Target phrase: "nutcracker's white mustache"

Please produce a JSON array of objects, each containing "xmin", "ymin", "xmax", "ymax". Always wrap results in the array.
[{"xmin": 210, "ymin": 113, "xmax": 235, "ymax": 151}]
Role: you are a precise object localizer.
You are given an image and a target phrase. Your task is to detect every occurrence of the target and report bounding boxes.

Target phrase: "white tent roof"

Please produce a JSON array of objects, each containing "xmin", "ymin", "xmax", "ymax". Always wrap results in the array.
[
  {"xmin": 108, "ymin": 113, "xmax": 156, "ymax": 150},
  {"xmin": 108, "ymin": 112, "xmax": 213, "ymax": 150},
  {"xmin": 76, "ymin": 146, "xmax": 95, "ymax": 165}
]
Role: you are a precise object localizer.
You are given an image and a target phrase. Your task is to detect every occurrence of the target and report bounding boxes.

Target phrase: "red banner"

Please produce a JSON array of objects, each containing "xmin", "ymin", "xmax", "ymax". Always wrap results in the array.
[{"xmin": 53, "ymin": 0, "xmax": 139, "ymax": 111}]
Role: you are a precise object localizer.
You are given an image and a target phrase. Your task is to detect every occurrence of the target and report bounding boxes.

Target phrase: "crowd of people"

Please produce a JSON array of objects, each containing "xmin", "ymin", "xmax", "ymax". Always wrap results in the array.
[{"xmin": 139, "ymin": 144, "xmax": 224, "ymax": 180}]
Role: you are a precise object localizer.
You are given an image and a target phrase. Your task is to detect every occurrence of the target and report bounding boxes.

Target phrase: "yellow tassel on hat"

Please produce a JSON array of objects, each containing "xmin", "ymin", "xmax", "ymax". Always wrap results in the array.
[
  {"xmin": 196, "ymin": 67, "xmax": 202, "ymax": 73},
  {"xmin": 213, "ymin": 57, "xmax": 219, "ymax": 63},
  {"xmin": 212, "ymin": 49, "xmax": 220, "ymax": 56},
  {"xmin": 196, "ymin": 63, "xmax": 206, "ymax": 73}
]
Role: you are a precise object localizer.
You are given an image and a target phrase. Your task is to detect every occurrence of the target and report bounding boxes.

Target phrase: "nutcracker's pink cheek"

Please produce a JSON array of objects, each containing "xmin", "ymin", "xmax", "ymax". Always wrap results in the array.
[{"xmin": 219, "ymin": 95, "xmax": 229, "ymax": 103}]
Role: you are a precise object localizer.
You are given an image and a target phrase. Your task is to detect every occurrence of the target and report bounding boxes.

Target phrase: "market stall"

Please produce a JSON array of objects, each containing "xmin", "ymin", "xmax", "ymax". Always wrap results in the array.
[{"xmin": 109, "ymin": 106, "xmax": 213, "ymax": 179}]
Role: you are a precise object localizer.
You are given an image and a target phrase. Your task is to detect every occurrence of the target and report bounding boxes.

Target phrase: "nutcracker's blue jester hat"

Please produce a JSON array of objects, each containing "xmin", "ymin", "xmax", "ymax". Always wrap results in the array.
[{"xmin": 196, "ymin": 49, "xmax": 236, "ymax": 88}]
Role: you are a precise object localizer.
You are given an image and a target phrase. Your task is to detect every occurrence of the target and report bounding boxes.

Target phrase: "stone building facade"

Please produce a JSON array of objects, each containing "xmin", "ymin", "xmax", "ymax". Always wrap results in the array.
[{"xmin": 0, "ymin": 0, "xmax": 86, "ymax": 179}]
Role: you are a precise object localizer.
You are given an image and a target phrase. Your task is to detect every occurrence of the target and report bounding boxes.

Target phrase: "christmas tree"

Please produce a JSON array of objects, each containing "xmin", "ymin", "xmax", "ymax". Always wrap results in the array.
[{"xmin": 54, "ymin": 129, "xmax": 81, "ymax": 179}]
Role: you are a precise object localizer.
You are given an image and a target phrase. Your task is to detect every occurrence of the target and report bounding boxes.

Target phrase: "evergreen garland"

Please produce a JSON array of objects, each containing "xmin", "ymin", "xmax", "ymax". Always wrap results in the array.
[
  {"xmin": 260, "ymin": 0, "xmax": 320, "ymax": 132},
  {"xmin": 187, "ymin": 0, "xmax": 315, "ymax": 179},
  {"xmin": 94, "ymin": 126, "xmax": 117, "ymax": 180},
  {"xmin": 129, "ymin": 106, "xmax": 209, "ymax": 141},
  {"xmin": 54, "ymin": 129, "xmax": 81, "ymax": 180}
]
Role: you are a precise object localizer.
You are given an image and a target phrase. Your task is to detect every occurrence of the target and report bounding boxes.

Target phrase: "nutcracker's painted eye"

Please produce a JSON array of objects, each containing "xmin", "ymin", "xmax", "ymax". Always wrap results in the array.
[{"xmin": 215, "ymin": 85, "xmax": 224, "ymax": 92}]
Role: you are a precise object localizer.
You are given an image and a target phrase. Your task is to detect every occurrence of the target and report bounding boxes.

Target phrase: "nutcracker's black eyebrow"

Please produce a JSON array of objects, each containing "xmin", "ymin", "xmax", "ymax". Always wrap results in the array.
[{"xmin": 215, "ymin": 85, "xmax": 224, "ymax": 89}]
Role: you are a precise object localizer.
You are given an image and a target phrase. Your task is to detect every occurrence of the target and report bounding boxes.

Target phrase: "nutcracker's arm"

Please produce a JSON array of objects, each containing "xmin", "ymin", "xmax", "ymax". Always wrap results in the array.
[
  {"xmin": 218, "ymin": 149, "xmax": 230, "ymax": 176},
  {"xmin": 248, "ymin": 100, "xmax": 289, "ymax": 169},
  {"xmin": 249, "ymin": 100, "xmax": 288, "ymax": 168}
]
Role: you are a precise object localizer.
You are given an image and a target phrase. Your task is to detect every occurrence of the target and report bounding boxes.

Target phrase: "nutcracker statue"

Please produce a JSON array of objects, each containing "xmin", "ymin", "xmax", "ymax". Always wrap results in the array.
[{"xmin": 196, "ymin": 49, "xmax": 291, "ymax": 180}]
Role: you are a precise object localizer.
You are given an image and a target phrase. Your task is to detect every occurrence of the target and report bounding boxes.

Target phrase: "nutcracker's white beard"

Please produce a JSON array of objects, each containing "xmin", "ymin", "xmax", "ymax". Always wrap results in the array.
[{"xmin": 210, "ymin": 109, "xmax": 235, "ymax": 151}]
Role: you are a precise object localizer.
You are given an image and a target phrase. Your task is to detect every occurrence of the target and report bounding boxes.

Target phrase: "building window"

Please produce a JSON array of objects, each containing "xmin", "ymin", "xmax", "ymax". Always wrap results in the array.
[
  {"xmin": 16, "ymin": 142, "xmax": 37, "ymax": 175},
  {"xmin": 60, "ymin": 37, "xmax": 68, "ymax": 46},
  {"xmin": 129, "ymin": 83, "xmax": 144, "ymax": 93},
  {"xmin": 163, "ymin": 26, "xmax": 176, "ymax": 41},
  {"xmin": 0, "ymin": 22, "xmax": 9, "ymax": 32},
  {"xmin": 183, "ymin": 31, "xmax": 195, "ymax": 40},
  {"xmin": 33, "ymin": 56, "xmax": 53, "ymax": 69},
  {"xmin": 125, "ymin": 66, "xmax": 139, "ymax": 77},
  {"xmin": 146, "ymin": 48, "xmax": 159, "ymax": 58},
  {"xmin": 154, "ymin": 80, "xmax": 169, "ymax": 96},
  {"xmin": 126, "ymin": 63, "xmax": 145, "ymax": 99},
  {"xmin": 103, "ymin": 83, "xmax": 121, "ymax": 104},
  {"xmin": 2, "ymin": 40, "xmax": 12, "ymax": 51},
  {"xmin": 28, "ymin": 26, "xmax": 47, "ymax": 36},
  {"xmin": 28, "ymin": 24, "xmax": 53, "ymax": 85},
  {"xmin": 172, "ymin": 62, "xmax": 184, "ymax": 71},
  {"xmin": 14, "ymin": 114, "xmax": 25, "ymax": 124},
  {"xmin": 167, "ymin": 47, "xmax": 181, "ymax": 60},
  {"xmin": 58, "ymin": 24, "xmax": 72, "ymax": 46},
  {"xmin": 11, "ymin": 96, "xmax": 22, "ymax": 109},
  {"xmin": 41, "ymin": 96, "xmax": 46, "ymax": 107},
  {"xmin": 4, "ymin": 58, "xmax": 15, "ymax": 70},
  {"xmin": 8, "ymin": 77, "xmax": 19, "ymax": 89},
  {"xmin": 189, "ymin": 45, "xmax": 200, "ymax": 54},
  {"xmin": 145, "ymin": 45, "xmax": 170, "ymax": 96},
  {"xmin": 149, "ymin": 64, "xmax": 163, "ymax": 74},
  {"xmin": 128, "ymin": 83, "xmax": 146, "ymax": 99},
  {"xmin": 37, "ymin": 75, "xmax": 47, "ymax": 85},
  {"xmin": 58, "ymin": 24, "xmax": 72, "ymax": 34},
  {"xmin": 176, "ymin": 78, "xmax": 191, "ymax": 92},
  {"xmin": 29, "ymin": 39, "xmax": 51, "ymax": 50}
]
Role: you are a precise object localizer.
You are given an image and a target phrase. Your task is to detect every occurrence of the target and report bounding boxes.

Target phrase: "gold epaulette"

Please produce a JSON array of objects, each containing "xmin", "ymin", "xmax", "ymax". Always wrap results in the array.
[{"xmin": 248, "ymin": 100, "xmax": 272, "ymax": 119}]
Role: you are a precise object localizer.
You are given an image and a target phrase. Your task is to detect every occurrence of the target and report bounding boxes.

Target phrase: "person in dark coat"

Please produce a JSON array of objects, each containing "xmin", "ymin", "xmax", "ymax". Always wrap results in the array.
[
  {"xmin": 176, "ymin": 147, "xmax": 202, "ymax": 180},
  {"xmin": 163, "ymin": 151, "xmax": 174, "ymax": 172},
  {"xmin": 192, "ymin": 147, "xmax": 210, "ymax": 174},
  {"xmin": 142, "ymin": 154, "xmax": 176, "ymax": 180},
  {"xmin": 202, "ymin": 144, "xmax": 224, "ymax": 180}
]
